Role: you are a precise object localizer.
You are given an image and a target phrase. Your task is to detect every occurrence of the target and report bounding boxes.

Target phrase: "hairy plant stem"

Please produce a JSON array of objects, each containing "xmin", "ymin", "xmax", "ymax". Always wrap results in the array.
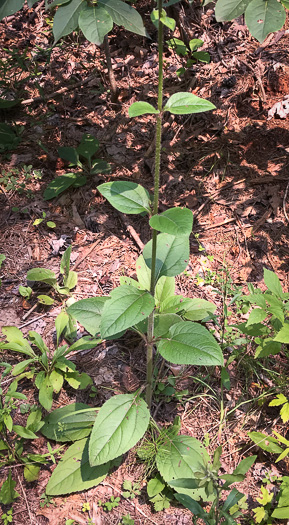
[
  {"xmin": 146, "ymin": 0, "xmax": 164, "ymax": 409},
  {"xmin": 103, "ymin": 35, "xmax": 119, "ymax": 104}
]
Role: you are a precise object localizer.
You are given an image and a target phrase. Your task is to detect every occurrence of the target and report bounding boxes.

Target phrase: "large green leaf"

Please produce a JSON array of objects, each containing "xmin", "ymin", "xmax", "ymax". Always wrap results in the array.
[
  {"xmin": 143, "ymin": 234, "xmax": 190, "ymax": 282},
  {"xmin": 53, "ymin": 0, "xmax": 84, "ymax": 43},
  {"xmin": 163, "ymin": 93, "xmax": 215, "ymax": 115},
  {"xmin": 158, "ymin": 321, "xmax": 224, "ymax": 366},
  {"xmin": 79, "ymin": 5, "xmax": 113, "ymax": 45},
  {"xmin": 156, "ymin": 435, "xmax": 210, "ymax": 500},
  {"xmin": 183, "ymin": 298, "xmax": 216, "ymax": 321},
  {"xmin": 155, "ymin": 276, "xmax": 175, "ymax": 306},
  {"xmin": 89, "ymin": 393, "xmax": 150, "ymax": 466},
  {"xmin": 149, "ymin": 208, "xmax": 193, "ymax": 237},
  {"xmin": 26, "ymin": 268, "xmax": 57, "ymax": 286},
  {"xmin": 274, "ymin": 323, "xmax": 289, "ymax": 343},
  {"xmin": 135, "ymin": 313, "xmax": 182, "ymax": 337},
  {"xmin": 46, "ymin": 438, "xmax": 110, "ymax": 495},
  {"xmin": 0, "ymin": 0, "xmax": 24, "ymax": 20},
  {"xmin": 245, "ymin": 0, "xmax": 286, "ymax": 42},
  {"xmin": 45, "ymin": 0, "xmax": 71, "ymax": 8},
  {"xmin": 215, "ymin": 0, "xmax": 250, "ymax": 21},
  {"xmin": 43, "ymin": 173, "xmax": 83, "ymax": 200},
  {"xmin": 41, "ymin": 403, "xmax": 98, "ymax": 442},
  {"xmin": 98, "ymin": 0, "xmax": 146, "ymax": 36},
  {"xmin": 100, "ymin": 285, "xmax": 155, "ymax": 339},
  {"xmin": 160, "ymin": 294, "xmax": 192, "ymax": 314},
  {"xmin": 67, "ymin": 297, "xmax": 108, "ymax": 336},
  {"xmin": 98, "ymin": 181, "xmax": 151, "ymax": 214},
  {"xmin": 264, "ymin": 268, "xmax": 283, "ymax": 297},
  {"xmin": 129, "ymin": 102, "xmax": 159, "ymax": 117}
]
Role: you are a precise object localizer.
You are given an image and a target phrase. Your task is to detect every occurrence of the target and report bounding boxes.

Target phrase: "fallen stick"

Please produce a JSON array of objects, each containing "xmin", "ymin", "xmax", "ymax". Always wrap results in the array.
[
  {"xmin": 73, "ymin": 238, "xmax": 102, "ymax": 270},
  {"xmin": 117, "ymin": 212, "xmax": 144, "ymax": 250},
  {"xmin": 21, "ymin": 74, "xmax": 96, "ymax": 106}
]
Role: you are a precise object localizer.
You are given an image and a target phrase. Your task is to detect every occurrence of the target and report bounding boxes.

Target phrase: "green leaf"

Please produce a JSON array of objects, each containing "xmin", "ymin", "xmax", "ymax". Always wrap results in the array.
[
  {"xmin": 55, "ymin": 312, "xmax": 69, "ymax": 347},
  {"xmin": 79, "ymin": 4, "xmax": 113, "ymax": 44},
  {"xmin": 221, "ymin": 367, "xmax": 230, "ymax": 390},
  {"xmin": 33, "ymin": 218, "xmax": 44, "ymax": 226},
  {"xmin": 49, "ymin": 370, "xmax": 64, "ymax": 393},
  {"xmin": 77, "ymin": 133, "xmax": 100, "ymax": 160},
  {"xmin": 12, "ymin": 358, "xmax": 35, "ymax": 376},
  {"xmin": 245, "ymin": 0, "xmax": 286, "ymax": 42},
  {"xmin": 13, "ymin": 425, "xmax": 38, "ymax": 439},
  {"xmin": 223, "ymin": 488, "xmax": 244, "ymax": 512},
  {"xmin": 45, "ymin": 0, "xmax": 70, "ymax": 8},
  {"xmin": 158, "ymin": 321, "xmax": 224, "ymax": 366},
  {"xmin": 24, "ymin": 464, "xmax": 40, "ymax": 482},
  {"xmin": 129, "ymin": 102, "xmax": 159, "ymax": 117},
  {"xmin": 90, "ymin": 159, "xmax": 111, "ymax": 174},
  {"xmin": 189, "ymin": 38, "xmax": 204, "ymax": 52},
  {"xmin": 246, "ymin": 308, "xmax": 267, "ymax": 326},
  {"xmin": 0, "ymin": 471, "xmax": 19, "ymax": 504},
  {"xmin": 215, "ymin": 0, "xmax": 250, "ymax": 21},
  {"xmin": 89, "ymin": 393, "xmax": 150, "ymax": 466},
  {"xmin": 98, "ymin": 181, "xmax": 151, "ymax": 214},
  {"xmin": 147, "ymin": 475, "xmax": 166, "ymax": 498},
  {"xmin": 166, "ymin": 38, "xmax": 187, "ymax": 56},
  {"xmin": 264, "ymin": 268, "xmax": 283, "ymax": 297},
  {"xmin": 174, "ymin": 494, "xmax": 207, "ymax": 517},
  {"xmin": 68, "ymin": 336, "xmax": 102, "ymax": 353},
  {"xmin": 1, "ymin": 326, "xmax": 34, "ymax": 356},
  {"xmin": 159, "ymin": 294, "xmax": 192, "ymax": 314},
  {"xmin": 58, "ymin": 146, "xmax": 79, "ymax": 165},
  {"xmin": 143, "ymin": 233, "xmax": 190, "ymax": 283},
  {"xmin": 233, "ymin": 455, "xmax": 257, "ymax": 476},
  {"xmin": 155, "ymin": 276, "xmax": 175, "ymax": 306},
  {"xmin": 192, "ymin": 51, "xmax": 210, "ymax": 63},
  {"xmin": 248, "ymin": 432, "xmax": 283, "ymax": 454},
  {"xmin": 43, "ymin": 173, "xmax": 81, "ymax": 200},
  {"xmin": 39, "ymin": 375, "xmax": 54, "ymax": 411},
  {"xmin": 27, "ymin": 267, "xmax": 57, "ymax": 285},
  {"xmin": 274, "ymin": 322, "xmax": 289, "ymax": 343},
  {"xmin": 67, "ymin": 297, "xmax": 109, "ymax": 336},
  {"xmin": 100, "ymin": 285, "xmax": 155, "ymax": 339},
  {"xmin": 280, "ymin": 403, "xmax": 289, "ymax": 423},
  {"xmin": 0, "ymin": 0, "xmax": 24, "ymax": 21},
  {"xmin": 272, "ymin": 507, "xmax": 289, "ymax": 519},
  {"xmin": 64, "ymin": 270, "xmax": 78, "ymax": 290},
  {"xmin": 47, "ymin": 221, "xmax": 56, "ymax": 228},
  {"xmin": 149, "ymin": 207, "xmax": 193, "ymax": 237},
  {"xmin": 53, "ymin": 0, "xmax": 84, "ymax": 43},
  {"xmin": 46, "ymin": 438, "xmax": 111, "ymax": 495},
  {"xmin": 119, "ymin": 276, "xmax": 144, "ymax": 289},
  {"xmin": 163, "ymin": 92, "xmax": 215, "ymax": 115},
  {"xmin": 37, "ymin": 295, "xmax": 55, "ymax": 305},
  {"xmin": 150, "ymin": 8, "xmax": 176, "ymax": 30},
  {"xmin": 269, "ymin": 393, "xmax": 287, "ymax": 407},
  {"xmin": 60, "ymin": 245, "xmax": 71, "ymax": 277},
  {"xmin": 98, "ymin": 0, "xmax": 146, "ymax": 36},
  {"xmin": 135, "ymin": 313, "xmax": 182, "ymax": 337},
  {"xmin": 41, "ymin": 403, "xmax": 97, "ymax": 442},
  {"xmin": 156, "ymin": 435, "xmax": 210, "ymax": 500},
  {"xmin": 183, "ymin": 298, "xmax": 216, "ymax": 321},
  {"xmin": 136, "ymin": 255, "xmax": 151, "ymax": 290}
]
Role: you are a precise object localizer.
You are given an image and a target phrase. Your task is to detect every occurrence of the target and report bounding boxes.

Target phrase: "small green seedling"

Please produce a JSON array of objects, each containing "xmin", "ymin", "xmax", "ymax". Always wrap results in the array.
[
  {"xmin": 26, "ymin": 245, "xmax": 78, "ymax": 305},
  {"xmin": 19, "ymin": 286, "xmax": 33, "ymax": 300},
  {"xmin": 0, "ymin": 471, "xmax": 19, "ymax": 505},
  {"xmin": 269, "ymin": 394, "xmax": 289, "ymax": 423},
  {"xmin": 122, "ymin": 480, "xmax": 141, "ymax": 499},
  {"xmin": 33, "ymin": 211, "xmax": 56, "ymax": 229},
  {"xmin": 121, "ymin": 515, "xmax": 135, "ymax": 525},
  {"xmin": 44, "ymin": 134, "xmax": 110, "ymax": 200},
  {"xmin": 98, "ymin": 495, "xmax": 120, "ymax": 512},
  {"xmin": 167, "ymin": 38, "xmax": 210, "ymax": 77},
  {"xmin": 1, "ymin": 508, "xmax": 13, "ymax": 525},
  {"xmin": 0, "ymin": 314, "xmax": 98, "ymax": 411}
]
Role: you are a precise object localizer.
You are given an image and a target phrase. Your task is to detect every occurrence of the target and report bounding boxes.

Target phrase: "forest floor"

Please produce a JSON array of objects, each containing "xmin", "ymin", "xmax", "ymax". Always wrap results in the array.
[{"xmin": 0, "ymin": 2, "xmax": 289, "ymax": 524}]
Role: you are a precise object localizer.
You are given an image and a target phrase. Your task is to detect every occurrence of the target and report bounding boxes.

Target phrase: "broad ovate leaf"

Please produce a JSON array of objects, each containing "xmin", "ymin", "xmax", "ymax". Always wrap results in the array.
[
  {"xmin": 156, "ymin": 434, "xmax": 210, "ymax": 500},
  {"xmin": 77, "ymin": 133, "xmax": 100, "ymax": 160},
  {"xmin": 46, "ymin": 438, "xmax": 111, "ymax": 495},
  {"xmin": 98, "ymin": 181, "xmax": 151, "ymax": 214},
  {"xmin": 0, "ymin": 0, "xmax": 24, "ymax": 20},
  {"xmin": 100, "ymin": 285, "xmax": 155, "ymax": 339},
  {"xmin": 158, "ymin": 321, "xmax": 224, "ymax": 366},
  {"xmin": 98, "ymin": 0, "xmax": 146, "ymax": 36},
  {"xmin": 89, "ymin": 393, "xmax": 150, "ymax": 466},
  {"xmin": 183, "ymin": 298, "xmax": 216, "ymax": 321},
  {"xmin": 67, "ymin": 297, "xmax": 109, "ymax": 336},
  {"xmin": 245, "ymin": 0, "xmax": 286, "ymax": 42},
  {"xmin": 215, "ymin": 0, "xmax": 250, "ymax": 21},
  {"xmin": 79, "ymin": 4, "xmax": 113, "ymax": 45},
  {"xmin": 26, "ymin": 268, "xmax": 57, "ymax": 285},
  {"xmin": 41, "ymin": 403, "xmax": 98, "ymax": 442},
  {"xmin": 155, "ymin": 276, "xmax": 175, "ymax": 306},
  {"xmin": 163, "ymin": 92, "xmax": 215, "ymax": 115},
  {"xmin": 143, "ymin": 233, "xmax": 190, "ymax": 283},
  {"xmin": 53, "ymin": 0, "xmax": 84, "ymax": 43},
  {"xmin": 263, "ymin": 267, "xmax": 283, "ymax": 297},
  {"xmin": 149, "ymin": 207, "xmax": 193, "ymax": 237},
  {"xmin": 43, "ymin": 173, "xmax": 81, "ymax": 200},
  {"xmin": 129, "ymin": 102, "xmax": 159, "ymax": 117}
]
